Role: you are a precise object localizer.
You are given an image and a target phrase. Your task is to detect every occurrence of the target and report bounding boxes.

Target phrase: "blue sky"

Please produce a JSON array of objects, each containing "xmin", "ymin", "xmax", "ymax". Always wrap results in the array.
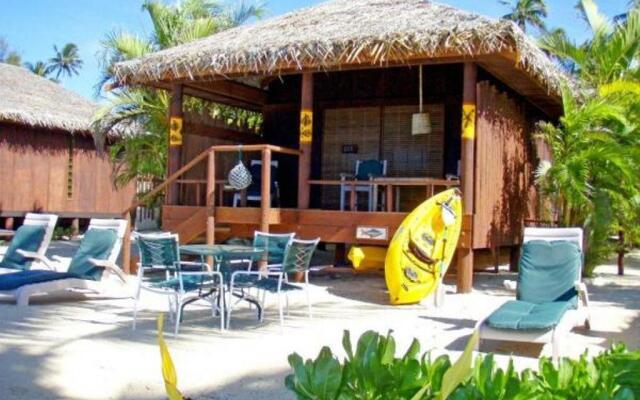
[{"xmin": 0, "ymin": 0, "xmax": 628, "ymax": 101}]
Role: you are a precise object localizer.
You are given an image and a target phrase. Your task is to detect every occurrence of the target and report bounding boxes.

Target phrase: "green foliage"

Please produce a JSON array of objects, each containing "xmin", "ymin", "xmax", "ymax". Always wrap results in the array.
[
  {"xmin": 95, "ymin": 0, "xmax": 266, "ymax": 186},
  {"xmin": 47, "ymin": 43, "xmax": 83, "ymax": 80},
  {"xmin": 499, "ymin": 0, "xmax": 548, "ymax": 34},
  {"xmin": 286, "ymin": 331, "xmax": 640, "ymax": 400}
]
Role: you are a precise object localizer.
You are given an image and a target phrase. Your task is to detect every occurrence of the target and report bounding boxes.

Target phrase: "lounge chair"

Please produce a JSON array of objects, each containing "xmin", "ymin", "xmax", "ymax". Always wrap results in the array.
[
  {"xmin": 0, "ymin": 213, "xmax": 58, "ymax": 273},
  {"xmin": 132, "ymin": 233, "xmax": 224, "ymax": 335},
  {"xmin": 475, "ymin": 227, "xmax": 590, "ymax": 362},
  {"xmin": 228, "ymin": 238, "xmax": 320, "ymax": 328},
  {"xmin": 0, "ymin": 219, "xmax": 129, "ymax": 306}
]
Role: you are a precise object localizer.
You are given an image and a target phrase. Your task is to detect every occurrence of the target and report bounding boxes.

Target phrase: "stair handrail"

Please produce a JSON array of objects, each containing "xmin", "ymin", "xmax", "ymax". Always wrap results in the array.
[{"xmin": 122, "ymin": 147, "xmax": 212, "ymax": 216}]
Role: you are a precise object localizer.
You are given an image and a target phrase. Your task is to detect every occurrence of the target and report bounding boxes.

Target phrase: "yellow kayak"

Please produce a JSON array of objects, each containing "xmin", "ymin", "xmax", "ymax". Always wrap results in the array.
[
  {"xmin": 385, "ymin": 188, "xmax": 462, "ymax": 305},
  {"xmin": 348, "ymin": 246, "xmax": 387, "ymax": 271}
]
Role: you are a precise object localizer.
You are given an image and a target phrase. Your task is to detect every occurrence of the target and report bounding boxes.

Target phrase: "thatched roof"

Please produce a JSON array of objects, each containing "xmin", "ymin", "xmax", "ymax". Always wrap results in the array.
[
  {"xmin": 0, "ymin": 63, "xmax": 96, "ymax": 133},
  {"xmin": 113, "ymin": 0, "xmax": 567, "ymax": 97}
]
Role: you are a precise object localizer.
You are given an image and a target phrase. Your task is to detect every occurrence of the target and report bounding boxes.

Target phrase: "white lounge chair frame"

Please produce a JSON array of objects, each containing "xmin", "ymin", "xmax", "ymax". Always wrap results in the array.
[
  {"xmin": 1, "ymin": 218, "xmax": 129, "ymax": 306},
  {"xmin": 475, "ymin": 227, "xmax": 590, "ymax": 362},
  {"xmin": 0, "ymin": 213, "xmax": 58, "ymax": 273}
]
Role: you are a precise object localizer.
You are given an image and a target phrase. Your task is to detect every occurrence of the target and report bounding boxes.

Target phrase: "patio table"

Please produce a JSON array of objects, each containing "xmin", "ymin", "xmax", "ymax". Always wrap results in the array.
[{"xmin": 180, "ymin": 244, "xmax": 265, "ymax": 327}]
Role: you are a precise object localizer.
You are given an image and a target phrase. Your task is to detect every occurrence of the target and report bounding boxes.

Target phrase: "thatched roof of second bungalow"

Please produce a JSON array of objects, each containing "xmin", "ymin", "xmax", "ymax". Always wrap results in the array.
[
  {"xmin": 0, "ymin": 63, "xmax": 96, "ymax": 133},
  {"xmin": 113, "ymin": 0, "xmax": 568, "ymax": 98}
]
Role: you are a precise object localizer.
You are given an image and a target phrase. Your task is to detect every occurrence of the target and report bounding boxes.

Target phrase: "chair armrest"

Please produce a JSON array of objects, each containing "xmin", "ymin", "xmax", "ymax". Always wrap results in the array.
[
  {"xmin": 89, "ymin": 258, "xmax": 128, "ymax": 283},
  {"xmin": 339, "ymin": 173, "xmax": 355, "ymax": 180},
  {"xmin": 575, "ymin": 281, "xmax": 590, "ymax": 307},
  {"xmin": 16, "ymin": 250, "xmax": 57, "ymax": 269}
]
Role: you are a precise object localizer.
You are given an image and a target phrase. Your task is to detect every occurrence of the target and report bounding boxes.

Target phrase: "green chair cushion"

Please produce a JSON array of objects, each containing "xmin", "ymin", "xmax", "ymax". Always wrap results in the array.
[
  {"xmin": 356, "ymin": 160, "xmax": 384, "ymax": 180},
  {"xmin": 254, "ymin": 277, "xmax": 302, "ymax": 292},
  {"xmin": 487, "ymin": 300, "xmax": 574, "ymax": 331},
  {"xmin": 518, "ymin": 240, "xmax": 581, "ymax": 306},
  {"xmin": 0, "ymin": 225, "xmax": 46, "ymax": 270},
  {"xmin": 68, "ymin": 229, "xmax": 118, "ymax": 281},
  {"xmin": 152, "ymin": 275, "xmax": 219, "ymax": 292}
]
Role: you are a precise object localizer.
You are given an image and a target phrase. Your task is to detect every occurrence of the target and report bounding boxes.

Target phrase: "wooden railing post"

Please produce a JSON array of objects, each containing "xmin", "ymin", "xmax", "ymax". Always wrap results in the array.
[
  {"xmin": 298, "ymin": 73, "xmax": 313, "ymax": 209},
  {"xmin": 206, "ymin": 149, "xmax": 216, "ymax": 267},
  {"xmin": 457, "ymin": 62, "xmax": 477, "ymax": 294},
  {"xmin": 167, "ymin": 84, "xmax": 184, "ymax": 205},
  {"xmin": 261, "ymin": 147, "xmax": 272, "ymax": 233}
]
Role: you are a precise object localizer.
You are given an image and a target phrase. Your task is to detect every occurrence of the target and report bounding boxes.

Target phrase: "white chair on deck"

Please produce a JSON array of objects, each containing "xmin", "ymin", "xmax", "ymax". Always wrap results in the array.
[{"xmin": 339, "ymin": 160, "xmax": 388, "ymax": 211}]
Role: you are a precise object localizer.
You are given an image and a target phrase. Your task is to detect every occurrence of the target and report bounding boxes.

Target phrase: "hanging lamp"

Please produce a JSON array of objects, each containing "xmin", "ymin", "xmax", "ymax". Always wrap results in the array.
[{"xmin": 412, "ymin": 65, "xmax": 432, "ymax": 135}]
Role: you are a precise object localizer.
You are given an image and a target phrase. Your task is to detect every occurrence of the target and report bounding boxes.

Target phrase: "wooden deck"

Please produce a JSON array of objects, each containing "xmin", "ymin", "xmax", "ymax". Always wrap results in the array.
[{"xmin": 163, "ymin": 205, "xmax": 407, "ymax": 245}]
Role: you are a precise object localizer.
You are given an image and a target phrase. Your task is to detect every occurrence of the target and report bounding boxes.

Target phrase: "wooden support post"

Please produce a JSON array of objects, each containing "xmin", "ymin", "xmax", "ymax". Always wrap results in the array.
[
  {"xmin": 4, "ymin": 217, "xmax": 14, "ymax": 230},
  {"xmin": 122, "ymin": 212, "xmax": 132, "ymax": 274},
  {"xmin": 386, "ymin": 185, "xmax": 394, "ymax": 212},
  {"xmin": 167, "ymin": 84, "xmax": 184, "ymax": 205},
  {"xmin": 297, "ymin": 73, "xmax": 313, "ymax": 209},
  {"xmin": 206, "ymin": 150, "xmax": 216, "ymax": 268},
  {"xmin": 71, "ymin": 218, "xmax": 80, "ymax": 238},
  {"xmin": 618, "ymin": 230, "xmax": 625, "ymax": 276},
  {"xmin": 457, "ymin": 62, "xmax": 477, "ymax": 294},
  {"xmin": 261, "ymin": 148, "xmax": 272, "ymax": 233}
]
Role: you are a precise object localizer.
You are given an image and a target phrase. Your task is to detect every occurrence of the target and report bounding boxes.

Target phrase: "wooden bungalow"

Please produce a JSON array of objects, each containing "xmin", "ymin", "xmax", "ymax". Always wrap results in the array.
[
  {"xmin": 113, "ymin": 0, "xmax": 565, "ymax": 291},
  {"xmin": 0, "ymin": 63, "xmax": 135, "ymax": 231}
]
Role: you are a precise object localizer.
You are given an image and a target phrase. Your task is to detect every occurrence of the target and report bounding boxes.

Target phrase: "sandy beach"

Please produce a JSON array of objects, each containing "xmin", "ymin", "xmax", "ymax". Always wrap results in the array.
[{"xmin": 0, "ymin": 245, "xmax": 638, "ymax": 399}]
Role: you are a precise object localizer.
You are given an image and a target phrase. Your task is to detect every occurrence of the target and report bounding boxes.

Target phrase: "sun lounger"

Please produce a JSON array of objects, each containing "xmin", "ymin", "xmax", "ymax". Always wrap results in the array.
[
  {"xmin": 475, "ymin": 227, "xmax": 590, "ymax": 362},
  {"xmin": 0, "ymin": 218, "xmax": 128, "ymax": 306},
  {"xmin": 0, "ymin": 213, "xmax": 58, "ymax": 273}
]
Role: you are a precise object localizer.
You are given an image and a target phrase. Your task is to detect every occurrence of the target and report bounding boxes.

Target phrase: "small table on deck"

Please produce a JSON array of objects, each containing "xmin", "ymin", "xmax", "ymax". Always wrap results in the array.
[{"xmin": 180, "ymin": 244, "xmax": 265, "ymax": 326}]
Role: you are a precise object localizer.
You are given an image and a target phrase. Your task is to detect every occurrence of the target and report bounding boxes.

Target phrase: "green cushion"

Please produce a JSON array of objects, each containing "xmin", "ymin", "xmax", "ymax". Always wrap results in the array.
[
  {"xmin": 487, "ymin": 300, "xmax": 574, "ymax": 331},
  {"xmin": 518, "ymin": 240, "xmax": 581, "ymax": 306},
  {"xmin": 68, "ymin": 229, "xmax": 118, "ymax": 281},
  {"xmin": 356, "ymin": 160, "xmax": 384, "ymax": 180},
  {"xmin": 152, "ymin": 275, "xmax": 219, "ymax": 292},
  {"xmin": 0, "ymin": 225, "xmax": 46, "ymax": 270}
]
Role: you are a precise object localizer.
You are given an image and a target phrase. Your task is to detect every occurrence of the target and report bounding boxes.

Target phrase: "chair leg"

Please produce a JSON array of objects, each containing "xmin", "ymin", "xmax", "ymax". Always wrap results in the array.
[
  {"xmin": 132, "ymin": 284, "xmax": 142, "ymax": 331},
  {"xmin": 174, "ymin": 297, "xmax": 182, "ymax": 336},
  {"xmin": 340, "ymin": 187, "xmax": 345, "ymax": 211},
  {"xmin": 551, "ymin": 328, "xmax": 560, "ymax": 364},
  {"xmin": 305, "ymin": 272, "xmax": 312, "ymax": 319},
  {"xmin": 277, "ymin": 290, "xmax": 284, "ymax": 329},
  {"xmin": 286, "ymin": 292, "xmax": 290, "ymax": 316}
]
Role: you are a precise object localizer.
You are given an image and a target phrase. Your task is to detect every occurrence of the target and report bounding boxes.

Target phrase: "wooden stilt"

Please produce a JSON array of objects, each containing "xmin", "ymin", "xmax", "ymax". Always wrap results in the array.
[
  {"xmin": 71, "ymin": 218, "xmax": 80, "ymax": 238},
  {"xmin": 122, "ymin": 212, "xmax": 132, "ymax": 274},
  {"xmin": 261, "ymin": 148, "xmax": 272, "ymax": 233},
  {"xmin": 4, "ymin": 217, "xmax": 14, "ymax": 230},
  {"xmin": 206, "ymin": 150, "xmax": 216, "ymax": 268},
  {"xmin": 298, "ymin": 73, "xmax": 313, "ymax": 209},
  {"xmin": 457, "ymin": 62, "xmax": 477, "ymax": 294}
]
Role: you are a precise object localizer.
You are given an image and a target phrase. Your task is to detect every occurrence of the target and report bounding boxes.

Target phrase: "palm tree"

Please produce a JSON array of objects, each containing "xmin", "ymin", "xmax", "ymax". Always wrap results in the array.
[
  {"xmin": 540, "ymin": 0, "xmax": 640, "ymax": 86},
  {"xmin": 0, "ymin": 37, "xmax": 21, "ymax": 66},
  {"xmin": 500, "ymin": 0, "xmax": 548, "ymax": 33},
  {"xmin": 47, "ymin": 43, "xmax": 83, "ymax": 79},
  {"xmin": 24, "ymin": 61, "xmax": 49, "ymax": 77},
  {"xmin": 535, "ymin": 82, "xmax": 640, "ymax": 272},
  {"xmin": 95, "ymin": 0, "xmax": 266, "ymax": 187}
]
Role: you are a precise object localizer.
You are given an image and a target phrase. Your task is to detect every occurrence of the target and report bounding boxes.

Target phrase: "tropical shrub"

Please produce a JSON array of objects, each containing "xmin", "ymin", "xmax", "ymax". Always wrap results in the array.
[{"xmin": 286, "ymin": 330, "xmax": 640, "ymax": 399}]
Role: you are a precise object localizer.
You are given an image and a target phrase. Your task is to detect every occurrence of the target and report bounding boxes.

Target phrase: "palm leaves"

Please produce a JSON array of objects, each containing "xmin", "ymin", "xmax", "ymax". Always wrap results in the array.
[
  {"xmin": 95, "ymin": 0, "xmax": 266, "ymax": 186},
  {"xmin": 47, "ymin": 43, "xmax": 83, "ymax": 79},
  {"xmin": 500, "ymin": 0, "xmax": 548, "ymax": 33},
  {"xmin": 540, "ymin": 0, "xmax": 640, "ymax": 85}
]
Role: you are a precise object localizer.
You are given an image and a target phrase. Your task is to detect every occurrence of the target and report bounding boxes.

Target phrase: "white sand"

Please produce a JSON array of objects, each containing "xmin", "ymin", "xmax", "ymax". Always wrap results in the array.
[{"xmin": 0, "ymin": 253, "xmax": 638, "ymax": 400}]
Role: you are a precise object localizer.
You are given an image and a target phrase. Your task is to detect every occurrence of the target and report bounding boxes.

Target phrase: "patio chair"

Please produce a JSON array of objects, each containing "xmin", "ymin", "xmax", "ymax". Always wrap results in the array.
[
  {"xmin": 252, "ymin": 231, "xmax": 295, "ymax": 273},
  {"xmin": 475, "ymin": 227, "xmax": 590, "ymax": 362},
  {"xmin": 339, "ymin": 160, "xmax": 387, "ymax": 211},
  {"xmin": 228, "ymin": 238, "xmax": 319, "ymax": 328},
  {"xmin": 0, "ymin": 213, "xmax": 58, "ymax": 273},
  {"xmin": 132, "ymin": 233, "xmax": 224, "ymax": 335},
  {"xmin": 232, "ymin": 160, "xmax": 280, "ymax": 207},
  {"xmin": 0, "ymin": 218, "xmax": 129, "ymax": 306}
]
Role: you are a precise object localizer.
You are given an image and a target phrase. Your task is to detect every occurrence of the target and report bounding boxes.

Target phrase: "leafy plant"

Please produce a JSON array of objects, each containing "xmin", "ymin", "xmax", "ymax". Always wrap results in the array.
[{"xmin": 286, "ymin": 330, "xmax": 640, "ymax": 399}]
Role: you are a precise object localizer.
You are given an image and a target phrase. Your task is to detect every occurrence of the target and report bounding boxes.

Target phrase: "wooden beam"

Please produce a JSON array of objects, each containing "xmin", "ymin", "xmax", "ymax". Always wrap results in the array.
[
  {"xmin": 183, "ymin": 120, "xmax": 262, "ymax": 144},
  {"xmin": 457, "ymin": 62, "xmax": 477, "ymax": 294},
  {"xmin": 298, "ymin": 73, "xmax": 313, "ymax": 209},
  {"xmin": 182, "ymin": 85, "xmax": 262, "ymax": 111},
  {"xmin": 167, "ymin": 84, "xmax": 184, "ymax": 205},
  {"xmin": 189, "ymin": 80, "xmax": 267, "ymax": 104}
]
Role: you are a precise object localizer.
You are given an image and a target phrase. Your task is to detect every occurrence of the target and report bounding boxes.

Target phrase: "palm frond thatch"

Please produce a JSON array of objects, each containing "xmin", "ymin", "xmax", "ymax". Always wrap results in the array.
[
  {"xmin": 113, "ymin": 0, "xmax": 568, "ymax": 96},
  {"xmin": 0, "ymin": 63, "xmax": 95, "ymax": 133}
]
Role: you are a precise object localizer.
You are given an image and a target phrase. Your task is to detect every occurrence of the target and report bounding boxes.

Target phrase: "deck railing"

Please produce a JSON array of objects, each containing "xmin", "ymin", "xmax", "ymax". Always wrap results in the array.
[{"xmin": 120, "ymin": 144, "xmax": 301, "ymax": 272}]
